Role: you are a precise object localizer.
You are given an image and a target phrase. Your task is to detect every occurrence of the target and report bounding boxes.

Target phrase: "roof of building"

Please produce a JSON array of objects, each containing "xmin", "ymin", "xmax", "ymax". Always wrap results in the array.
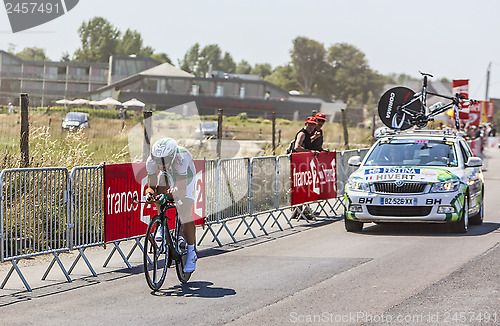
[
  {"xmin": 139, "ymin": 62, "xmax": 195, "ymax": 78},
  {"xmin": 0, "ymin": 50, "xmax": 108, "ymax": 67}
]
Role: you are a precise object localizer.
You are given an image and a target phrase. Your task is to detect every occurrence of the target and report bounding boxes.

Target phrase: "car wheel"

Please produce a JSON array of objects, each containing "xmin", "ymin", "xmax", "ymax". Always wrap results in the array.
[
  {"xmin": 345, "ymin": 217, "xmax": 363, "ymax": 232},
  {"xmin": 450, "ymin": 197, "xmax": 469, "ymax": 234},
  {"xmin": 469, "ymin": 199, "xmax": 484, "ymax": 225}
]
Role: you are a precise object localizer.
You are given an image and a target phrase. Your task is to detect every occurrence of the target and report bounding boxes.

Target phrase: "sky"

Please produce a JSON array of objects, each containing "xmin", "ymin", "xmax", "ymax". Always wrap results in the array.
[{"xmin": 1, "ymin": 0, "xmax": 499, "ymax": 99}]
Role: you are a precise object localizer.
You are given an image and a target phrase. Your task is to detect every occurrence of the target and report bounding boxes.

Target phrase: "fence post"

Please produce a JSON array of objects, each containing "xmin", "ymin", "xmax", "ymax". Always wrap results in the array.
[
  {"xmin": 20, "ymin": 93, "xmax": 29, "ymax": 168},
  {"xmin": 272, "ymin": 112, "xmax": 276, "ymax": 155},
  {"xmin": 217, "ymin": 109, "xmax": 223, "ymax": 160},
  {"xmin": 342, "ymin": 108, "xmax": 349, "ymax": 150},
  {"xmin": 143, "ymin": 110, "xmax": 152, "ymax": 161}
]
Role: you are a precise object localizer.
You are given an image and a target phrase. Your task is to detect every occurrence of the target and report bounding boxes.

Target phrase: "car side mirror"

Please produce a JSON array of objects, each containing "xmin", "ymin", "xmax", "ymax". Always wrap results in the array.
[
  {"xmin": 348, "ymin": 156, "xmax": 361, "ymax": 167},
  {"xmin": 465, "ymin": 157, "xmax": 482, "ymax": 167}
]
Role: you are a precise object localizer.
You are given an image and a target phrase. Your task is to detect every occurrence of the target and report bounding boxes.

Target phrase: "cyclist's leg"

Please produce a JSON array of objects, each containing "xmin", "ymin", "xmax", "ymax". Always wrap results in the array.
[
  {"xmin": 178, "ymin": 192, "xmax": 197, "ymax": 273},
  {"xmin": 178, "ymin": 198, "xmax": 195, "ymax": 245}
]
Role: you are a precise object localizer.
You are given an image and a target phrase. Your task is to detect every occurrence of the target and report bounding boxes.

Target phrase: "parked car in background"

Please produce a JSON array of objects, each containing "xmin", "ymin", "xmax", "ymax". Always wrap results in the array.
[
  {"xmin": 344, "ymin": 129, "xmax": 484, "ymax": 233},
  {"xmin": 194, "ymin": 121, "xmax": 218, "ymax": 139},
  {"xmin": 62, "ymin": 112, "xmax": 90, "ymax": 130}
]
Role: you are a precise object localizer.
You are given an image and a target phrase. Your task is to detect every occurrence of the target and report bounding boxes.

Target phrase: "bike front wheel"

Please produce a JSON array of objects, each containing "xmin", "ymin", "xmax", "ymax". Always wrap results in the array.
[{"xmin": 143, "ymin": 215, "xmax": 171, "ymax": 291}]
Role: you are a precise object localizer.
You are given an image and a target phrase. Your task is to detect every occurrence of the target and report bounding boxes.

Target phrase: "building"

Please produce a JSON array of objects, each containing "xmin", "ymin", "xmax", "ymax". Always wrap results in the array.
[
  {"xmin": 90, "ymin": 62, "xmax": 341, "ymax": 120},
  {"xmin": 0, "ymin": 50, "xmax": 160, "ymax": 106},
  {"xmin": 0, "ymin": 50, "xmax": 108, "ymax": 106},
  {"xmin": 0, "ymin": 50, "xmax": 342, "ymax": 120}
]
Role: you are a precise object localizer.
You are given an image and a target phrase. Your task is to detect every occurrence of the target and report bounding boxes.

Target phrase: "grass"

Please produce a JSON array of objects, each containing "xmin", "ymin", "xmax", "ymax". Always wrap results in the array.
[{"xmin": 0, "ymin": 106, "xmax": 372, "ymax": 169}]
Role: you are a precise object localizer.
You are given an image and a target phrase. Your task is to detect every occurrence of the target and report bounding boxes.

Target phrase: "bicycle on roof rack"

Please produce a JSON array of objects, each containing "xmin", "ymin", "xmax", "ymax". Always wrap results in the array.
[{"xmin": 378, "ymin": 72, "xmax": 476, "ymax": 131}]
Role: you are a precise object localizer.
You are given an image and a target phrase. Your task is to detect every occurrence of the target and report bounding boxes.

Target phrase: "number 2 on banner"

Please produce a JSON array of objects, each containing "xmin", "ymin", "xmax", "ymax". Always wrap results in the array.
[{"xmin": 192, "ymin": 171, "xmax": 204, "ymax": 222}]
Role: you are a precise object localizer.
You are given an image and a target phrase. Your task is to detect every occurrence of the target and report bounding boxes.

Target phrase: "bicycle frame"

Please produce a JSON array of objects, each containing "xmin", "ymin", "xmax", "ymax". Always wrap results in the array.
[
  {"xmin": 396, "ymin": 72, "xmax": 464, "ymax": 127},
  {"xmin": 147, "ymin": 202, "xmax": 185, "ymax": 262}
]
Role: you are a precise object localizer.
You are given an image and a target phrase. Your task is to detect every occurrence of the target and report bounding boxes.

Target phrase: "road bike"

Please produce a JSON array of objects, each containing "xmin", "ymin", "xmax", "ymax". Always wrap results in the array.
[
  {"xmin": 378, "ymin": 72, "xmax": 473, "ymax": 131},
  {"xmin": 133, "ymin": 196, "xmax": 192, "ymax": 290}
]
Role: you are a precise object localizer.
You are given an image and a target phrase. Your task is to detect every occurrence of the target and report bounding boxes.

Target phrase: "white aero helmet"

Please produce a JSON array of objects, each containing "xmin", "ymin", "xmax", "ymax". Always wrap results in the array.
[{"xmin": 151, "ymin": 137, "xmax": 178, "ymax": 166}]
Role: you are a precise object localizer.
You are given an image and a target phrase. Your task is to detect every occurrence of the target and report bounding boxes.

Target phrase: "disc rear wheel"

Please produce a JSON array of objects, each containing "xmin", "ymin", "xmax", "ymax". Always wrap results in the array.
[{"xmin": 175, "ymin": 224, "xmax": 192, "ymax": 283}]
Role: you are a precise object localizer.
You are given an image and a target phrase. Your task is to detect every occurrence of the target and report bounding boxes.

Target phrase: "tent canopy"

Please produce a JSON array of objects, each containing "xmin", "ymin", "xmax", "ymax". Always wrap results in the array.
[{"xmin": 122, "ymin": 98, "xmax": 145, "ymax": 107}]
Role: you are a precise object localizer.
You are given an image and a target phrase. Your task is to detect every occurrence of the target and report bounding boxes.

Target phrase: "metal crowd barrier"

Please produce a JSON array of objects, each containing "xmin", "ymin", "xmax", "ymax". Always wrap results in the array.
[
  {"xmin": 0, "ymin": 167, "xmax": 71, "ymax": 291},
  {"xmin": 0, "ymin": 149, "xmax": 368, "ymax": 292},
  {"xmin": 67, "ymin": 165, "xmax": 104, "ymax": 277}
]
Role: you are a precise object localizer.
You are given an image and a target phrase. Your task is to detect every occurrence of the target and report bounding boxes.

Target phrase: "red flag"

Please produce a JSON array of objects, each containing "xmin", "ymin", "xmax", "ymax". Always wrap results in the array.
[{"xmin": 453, "ymin": 80, "xmax": 469, "ymax": 120}]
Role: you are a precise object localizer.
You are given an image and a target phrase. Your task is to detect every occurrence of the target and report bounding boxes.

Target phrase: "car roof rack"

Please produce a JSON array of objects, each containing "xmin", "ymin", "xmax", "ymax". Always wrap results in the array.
[{"xmin": 375, "ymin": 128, "xmax": 458, "ymax": 139}]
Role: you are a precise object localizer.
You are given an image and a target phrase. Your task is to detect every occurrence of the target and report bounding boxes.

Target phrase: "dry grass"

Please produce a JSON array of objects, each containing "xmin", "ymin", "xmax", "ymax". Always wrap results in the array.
[{"xmin": 0, "ymin": 109, "xmax": 372, "ymax": 169}]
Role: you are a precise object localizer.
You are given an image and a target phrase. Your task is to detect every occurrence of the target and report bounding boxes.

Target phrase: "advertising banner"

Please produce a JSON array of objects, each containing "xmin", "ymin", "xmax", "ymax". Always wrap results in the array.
[
  {"xmin": 290, "ymin": 152, "xmax": 337, "ymax": 205},
  {"xmin": 104, "ymin": 161, "xmax": 205, "ymax": 243},
  {"xmin": 468, "ymin": 101, "xmax": 482, "ymax": 126},
  {"xmin": 452, "ymin": 79, "xmax": 469, "ymax": 120},
  {"xmin": 484, "ymin": 101, "xmax": 495, "ymax": 121}
]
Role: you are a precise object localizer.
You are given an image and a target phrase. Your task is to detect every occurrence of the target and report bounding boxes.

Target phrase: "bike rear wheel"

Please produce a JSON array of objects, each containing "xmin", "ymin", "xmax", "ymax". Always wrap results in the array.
[
  {"xmin": 143, "ymin": 215, "xmax": 171, "ymax": 290},
  {"xmin": 378, "ymin": 87, "xmax": 423, "ymax": 130},
  {"xmin": 174, "ymin": 222, "xmax": 192, "ymax": 283}
]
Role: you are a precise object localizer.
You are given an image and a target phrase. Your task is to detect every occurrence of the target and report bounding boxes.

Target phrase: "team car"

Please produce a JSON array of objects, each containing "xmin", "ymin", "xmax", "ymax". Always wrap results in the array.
[{"xmin": 344, "ymin": 130, "xmax": 484, "ymax": 233}]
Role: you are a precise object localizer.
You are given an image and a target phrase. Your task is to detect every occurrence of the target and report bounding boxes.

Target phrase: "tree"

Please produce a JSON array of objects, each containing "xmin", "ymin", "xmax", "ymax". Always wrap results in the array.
[
  {"xmin": 180, "ymin": 44, "xmax": 236, "ymax": 76},
  {"xmin": 199, "ymin": 44, "xmax": 222, "ymax": 73},
  {"xmin": 16, "ymin": 47, "xmax": 48, "ymax": 61},
  {"xmin": 180, "ymin": 43, "xmax": 201, "ymax": 75},
  {"xmin": 236, "ymin": 60, "xmax": 252, "ymax": 74},
  {"xmin": 326, "ymin": 43, "xmax": 386, "ymax": 106},
  {"xmin": 251, "ymin": 63, "xmax": 273, "ymax": 78},
  {"xmin": 7, "ymin": 43, "xmax": 16, "ymax": 54},
  {"xmin": 264, "ymin": 64, "xmax": 300, "ymax": 92},
  {"xmin": 220, "ymin": 52, "xmax": 236, "ymax": 73},
  {"xmin": 290, "ymin": 36, "xmax": 326, "ymax": 94},
  {"xmin": 116, "ymin": 29, "xmax": 154, "ymax": 57},
  {"xmin": 74, "ymin": 17, "xmax": 120, "ymax": 62},
  {"xmin": 61, "ymin": 52, "xmax": 71, "ymax": 62},
  {"xmin": 151, "ymin": 52, "xmax": 172, "ymax": 64}
]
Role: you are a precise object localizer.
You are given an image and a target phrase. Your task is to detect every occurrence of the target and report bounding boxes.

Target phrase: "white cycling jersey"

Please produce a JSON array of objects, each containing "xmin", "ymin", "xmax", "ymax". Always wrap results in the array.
[{"xmin": 146, "ymin": 146, "xmax": 196, "ymax": 201}]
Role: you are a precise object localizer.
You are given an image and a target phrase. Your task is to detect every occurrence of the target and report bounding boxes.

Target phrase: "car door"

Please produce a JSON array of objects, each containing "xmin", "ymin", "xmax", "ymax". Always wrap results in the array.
[{"xmin": 459, "ymin": 140, "xmax": 482, "ymax": 211}]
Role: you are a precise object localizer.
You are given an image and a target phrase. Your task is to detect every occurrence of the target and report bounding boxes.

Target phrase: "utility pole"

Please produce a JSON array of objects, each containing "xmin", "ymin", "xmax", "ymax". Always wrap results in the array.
[{"xmin": 485, "ymin": 62, "xmax": 491, "ymax": 101}]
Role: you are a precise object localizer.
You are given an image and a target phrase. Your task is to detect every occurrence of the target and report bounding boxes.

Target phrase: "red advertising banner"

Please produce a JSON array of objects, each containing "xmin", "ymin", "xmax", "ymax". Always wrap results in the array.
[
  {"xmin": 485, "ymin": 101, "xmax": 494, "ymax": 121},
  {"xmin": 104, "ymin": 161, "xmax": 205, "ymax": 243},
  {"xmin": 468, "ymin": 101, "xmax": 482, "ymax": 126},
  {"xmin": 453, "ymin": 79, "xmax": 469, "ymax": 120},
  {"xmin": 290, "ymin": 151, "xmax": 337, "ymax": 206}
]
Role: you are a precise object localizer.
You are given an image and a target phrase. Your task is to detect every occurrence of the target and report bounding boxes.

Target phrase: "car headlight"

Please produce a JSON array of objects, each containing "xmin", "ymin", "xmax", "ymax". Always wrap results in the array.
[
  {"xmin": 347, "ymin": 178, "xmax": 370, "ymax": 192},
  {"xmin": 430, "ymin": 179, "xmax": 460, "ymax": 193}
]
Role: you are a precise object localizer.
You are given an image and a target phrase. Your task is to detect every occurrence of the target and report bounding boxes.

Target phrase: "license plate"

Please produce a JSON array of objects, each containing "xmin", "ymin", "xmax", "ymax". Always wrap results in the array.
[{"xmin": 380, "ymin": 197, "xmax": 416, "ymax": 206}]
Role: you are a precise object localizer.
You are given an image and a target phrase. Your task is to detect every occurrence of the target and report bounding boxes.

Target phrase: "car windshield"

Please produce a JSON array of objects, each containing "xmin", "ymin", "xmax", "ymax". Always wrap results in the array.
[
  {"xmin": 65, "ymin": 112, "xmax": 86, "ymax": 122},
  {"xmin": 363, "ymin": 139, "xmax": 458, "ymax": 167}
]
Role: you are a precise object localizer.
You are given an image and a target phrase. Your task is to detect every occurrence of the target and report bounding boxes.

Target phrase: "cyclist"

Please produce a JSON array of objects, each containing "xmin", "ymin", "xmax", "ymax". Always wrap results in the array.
[{"xmin": 144, "ymin": 137, "xmax": 197, "ymax": 273}]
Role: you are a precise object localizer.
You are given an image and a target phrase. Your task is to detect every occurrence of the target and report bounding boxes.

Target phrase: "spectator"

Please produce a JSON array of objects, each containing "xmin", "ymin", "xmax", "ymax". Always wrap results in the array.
[
  {"xmin": 291, "ymin": 116, "xmax": 320, "ymax": 220},
  {"xmin": 8, "ymin": 102, "xmax": 14, "ymax": 114},
  {"xmin": 293, "ymin": 117, "xmax": 320, "ymax": 155},
  {"xmin": 311, "ymin": 112, "xmax": 328, "ymax": 152},
  {"xmin": 489, "ymin": 125, "xmax": 497, "ymax": 137}
]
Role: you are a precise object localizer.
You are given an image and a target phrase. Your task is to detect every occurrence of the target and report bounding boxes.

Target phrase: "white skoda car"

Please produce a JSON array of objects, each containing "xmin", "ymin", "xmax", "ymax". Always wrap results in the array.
[{"xmin": 344, "ymin": 130, "xmax": 484, "ymax": 233}]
